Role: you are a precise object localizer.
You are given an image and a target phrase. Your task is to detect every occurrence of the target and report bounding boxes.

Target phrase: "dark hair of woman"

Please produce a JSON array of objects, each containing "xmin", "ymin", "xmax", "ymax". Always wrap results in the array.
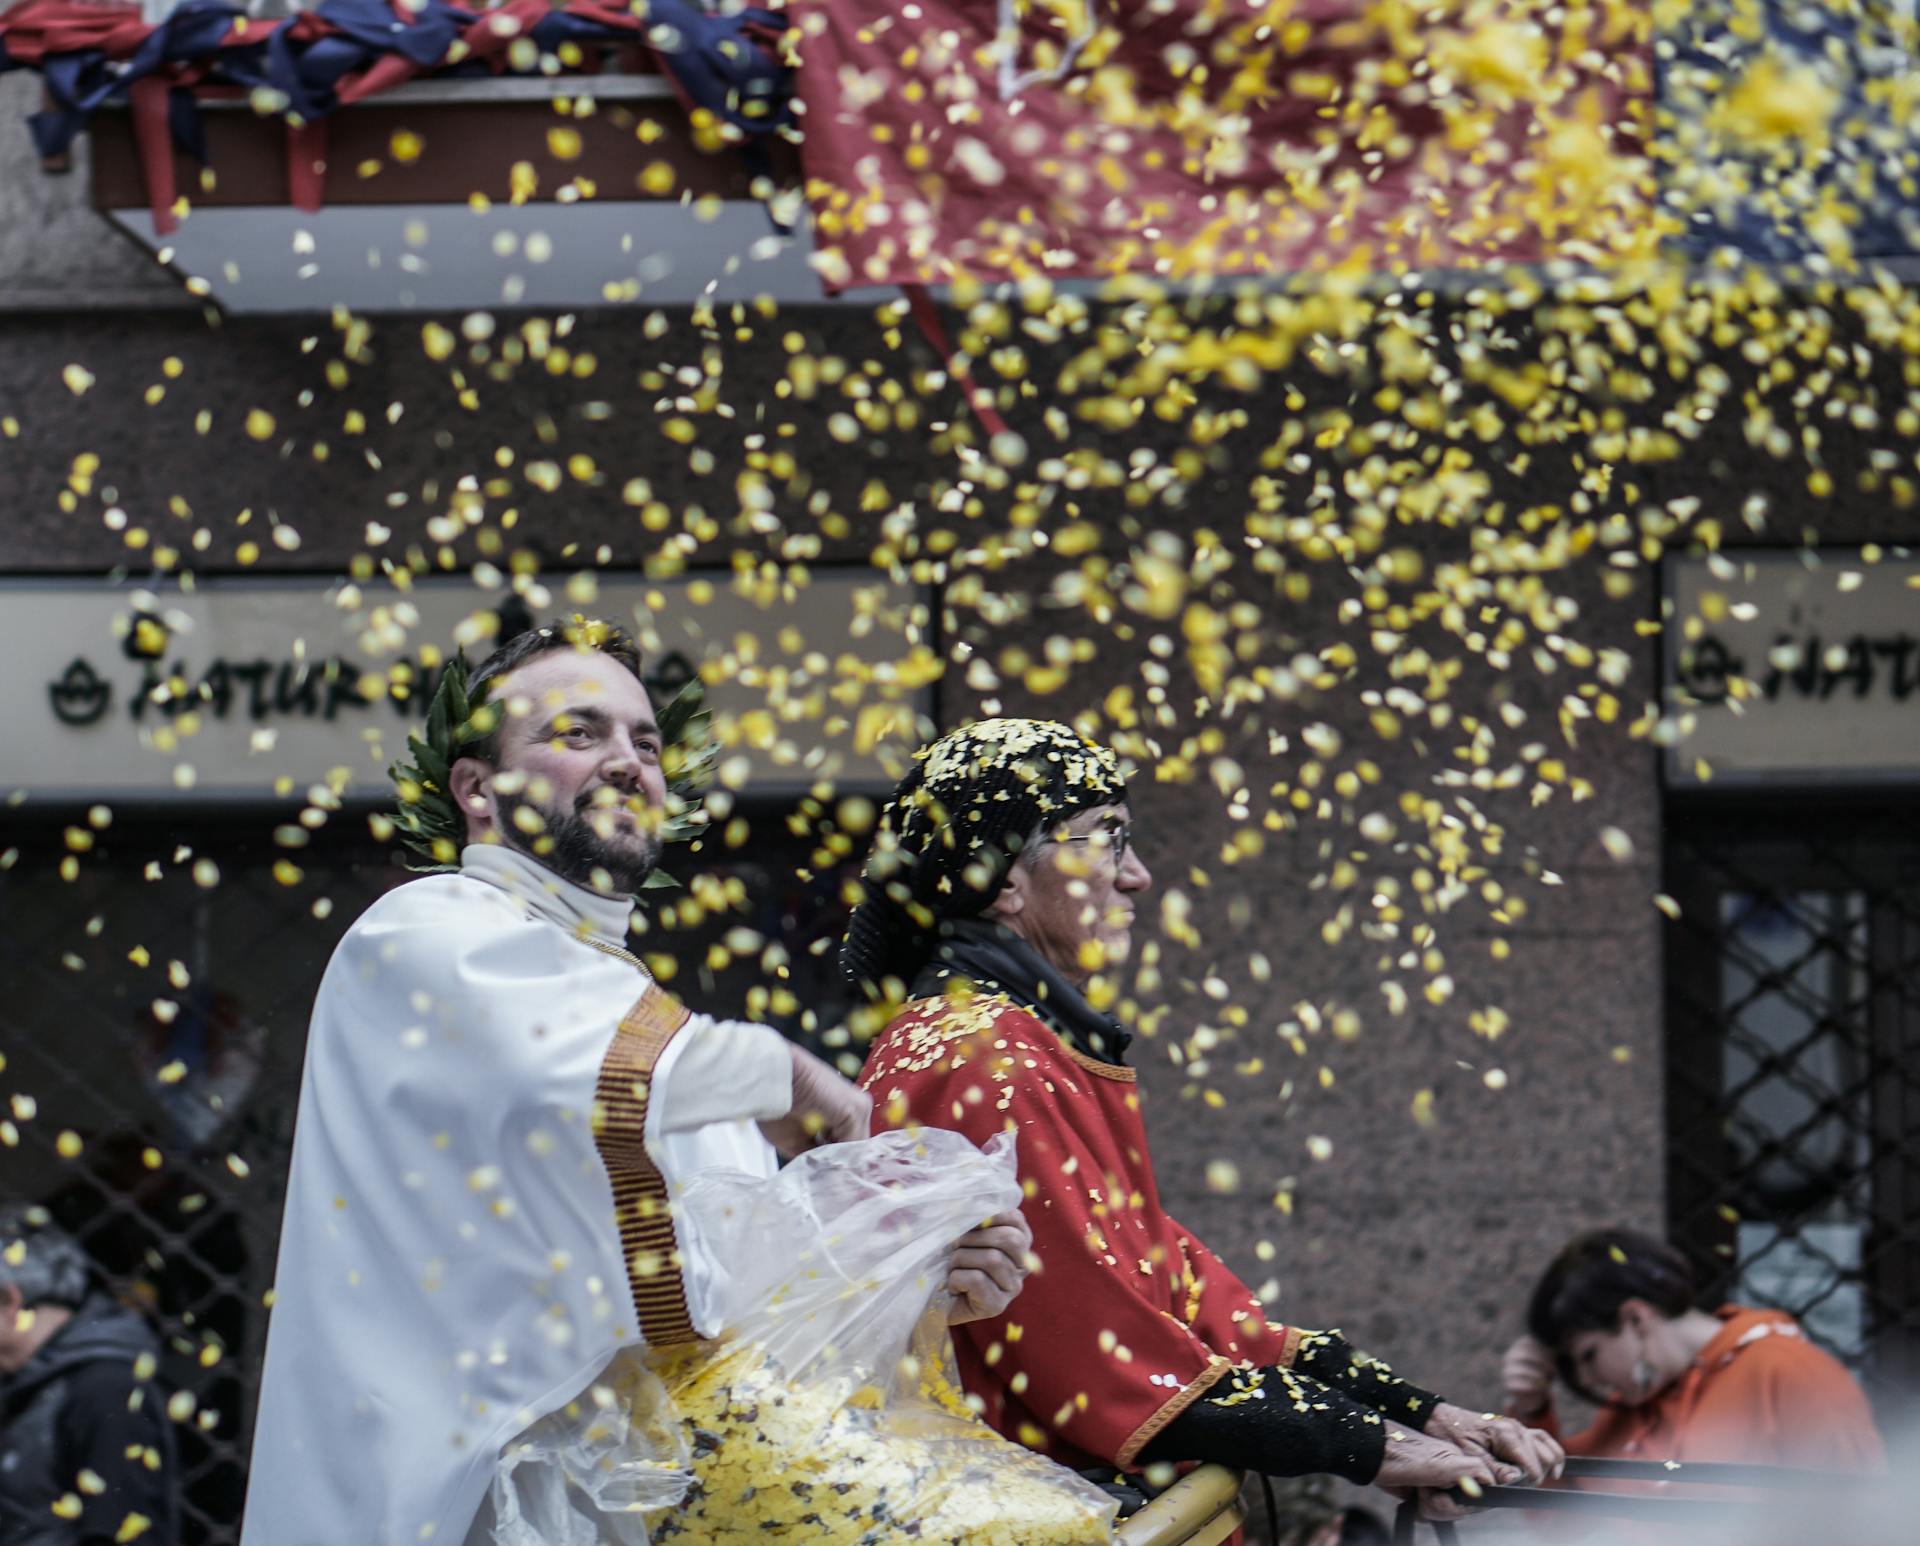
[{"xmin": 1525, "ymin": 1228, "xmax": 1699, "ymax": 1401}]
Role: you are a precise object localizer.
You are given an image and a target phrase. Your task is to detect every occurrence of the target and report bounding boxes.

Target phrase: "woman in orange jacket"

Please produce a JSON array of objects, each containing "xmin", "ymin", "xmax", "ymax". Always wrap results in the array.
[{"xmin": 1500, "ymin": 1228, "xmax": 1884, "ymax": 1474}]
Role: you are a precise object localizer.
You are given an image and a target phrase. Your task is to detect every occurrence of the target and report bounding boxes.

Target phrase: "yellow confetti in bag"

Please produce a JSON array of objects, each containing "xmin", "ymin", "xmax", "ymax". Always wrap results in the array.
[{"xmin": 654, "ymin": 1128, "xmax": 1117, "ymax": 1543}]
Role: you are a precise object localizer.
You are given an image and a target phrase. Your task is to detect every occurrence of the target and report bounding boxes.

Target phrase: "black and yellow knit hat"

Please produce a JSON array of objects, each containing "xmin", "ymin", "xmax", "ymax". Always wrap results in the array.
[{"xmin": 839, "ymin": 718, "xmax": 1129, "ymax": 998}]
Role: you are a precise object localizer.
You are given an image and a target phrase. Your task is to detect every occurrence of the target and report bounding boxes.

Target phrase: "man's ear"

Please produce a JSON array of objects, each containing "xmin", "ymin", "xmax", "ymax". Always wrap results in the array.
[
  {"xmin": 449, "ymin": 756, "xmax": 497, "ymax": 843},
  {"xmin": 985, "ymin": 863, "xmax": 1027, "ymax": 922}
]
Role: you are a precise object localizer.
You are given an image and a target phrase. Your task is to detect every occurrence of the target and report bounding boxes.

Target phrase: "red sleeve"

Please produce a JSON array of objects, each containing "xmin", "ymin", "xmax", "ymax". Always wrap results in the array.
[
  {"xmin": 863, "ymin": 1005, "xmax": 1236, "ymax": 1469},
  {"xmin": 1158, "ymin": 1208, "xmax": 1307, "ymax": 1368}
]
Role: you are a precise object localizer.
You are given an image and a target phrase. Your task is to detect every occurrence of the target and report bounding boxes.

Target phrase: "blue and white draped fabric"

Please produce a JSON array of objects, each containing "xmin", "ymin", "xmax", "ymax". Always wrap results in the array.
[
  {"xmin": 1661, "ymin": 0, "xmax": 1920, "ymax": 266},
  {"xmin": 0, "ymin": 0, "xmax": 792, "ymax": 165}
]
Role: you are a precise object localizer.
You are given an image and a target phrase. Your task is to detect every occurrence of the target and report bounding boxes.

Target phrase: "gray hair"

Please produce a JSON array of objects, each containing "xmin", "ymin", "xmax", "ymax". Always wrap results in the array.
[
  {"xmin": 1013, "ymin": 819, "xmax": 1048, "ymax": 873},
  {"xmin": 0, "ymin": 1205, "xmax": 91, "ymax": 1309}
]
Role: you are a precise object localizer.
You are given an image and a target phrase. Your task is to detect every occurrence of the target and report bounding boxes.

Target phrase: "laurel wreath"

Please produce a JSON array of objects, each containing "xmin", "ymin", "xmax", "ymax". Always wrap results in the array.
[{"xmin": 387, "ymin": 648, "xmax": 717, "ymax": 897}]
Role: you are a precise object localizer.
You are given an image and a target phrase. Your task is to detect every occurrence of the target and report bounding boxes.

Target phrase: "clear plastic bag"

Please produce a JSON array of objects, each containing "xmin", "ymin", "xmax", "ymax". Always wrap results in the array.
[
  {"xmin": 651, "ymin": 1126, "xmax": 1118, "ymax": 1544},
  {"xmin": 482, "ymin": 1349, "xmax": 692, "ymax": 1546}
]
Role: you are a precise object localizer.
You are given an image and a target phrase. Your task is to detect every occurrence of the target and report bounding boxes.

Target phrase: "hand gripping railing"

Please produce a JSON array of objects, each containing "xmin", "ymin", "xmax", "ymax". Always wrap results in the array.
[
  {"xmin": 1392, "ymin": 1457, "xmax": 1880, "ymax": 1542},
  {"xmin": 1114, "ymin": 1464, "xmax": 1248, "ymax": 1546}
]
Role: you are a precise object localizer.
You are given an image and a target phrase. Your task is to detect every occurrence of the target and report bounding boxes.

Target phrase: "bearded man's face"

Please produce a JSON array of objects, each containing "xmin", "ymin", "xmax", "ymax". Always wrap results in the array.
[{"xmin": 469, "ymin": 649, "xmax": 668, "ymax": 896}]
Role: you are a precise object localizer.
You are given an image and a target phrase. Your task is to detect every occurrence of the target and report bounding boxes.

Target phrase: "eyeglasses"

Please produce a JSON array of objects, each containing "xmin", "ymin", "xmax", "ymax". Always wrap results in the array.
[{"xmin": 1043, "ymin": 818, "xmax": 1133, "ymax": 867}]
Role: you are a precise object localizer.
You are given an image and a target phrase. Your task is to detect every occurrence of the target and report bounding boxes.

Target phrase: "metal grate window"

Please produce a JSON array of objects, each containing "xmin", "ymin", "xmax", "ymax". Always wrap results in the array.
[
  {"xmin": 0, "ymin": 821, "xmax": 387, "ymax": 1545},
  {"xmin": 1663, "ymin": 799, "xmax": 1920, "ymax": 1419}
]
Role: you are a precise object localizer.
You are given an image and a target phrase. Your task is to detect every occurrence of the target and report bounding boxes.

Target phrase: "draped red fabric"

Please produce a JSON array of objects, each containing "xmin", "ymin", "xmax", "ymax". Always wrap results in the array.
[
  {"xmin": 790, "ymin": 0, "xmax": 1651, "ymax": 291},
  {"xmin": 0, "ymin": 0, "xmax": 191, "ymax": 62},
  {"xmin": 285, "ymin": 118, "xmax": 326, "ymax": 214},
  {"xmin": 127, "ymin": 72, "xmax": 176, "ymax": 232}
]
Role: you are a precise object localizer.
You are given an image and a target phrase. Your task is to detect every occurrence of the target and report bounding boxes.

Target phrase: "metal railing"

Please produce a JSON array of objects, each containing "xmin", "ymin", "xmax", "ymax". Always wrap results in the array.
[{"xmin": 1393, "ymin": 1458, "xmax": 1891, "ymax": 1541}]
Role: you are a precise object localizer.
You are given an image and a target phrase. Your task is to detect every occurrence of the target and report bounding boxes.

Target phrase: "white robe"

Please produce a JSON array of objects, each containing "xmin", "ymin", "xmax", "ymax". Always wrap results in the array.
[{"xmin": 240, "ymin": 845, "xmax": 789, "ymax": 1546}]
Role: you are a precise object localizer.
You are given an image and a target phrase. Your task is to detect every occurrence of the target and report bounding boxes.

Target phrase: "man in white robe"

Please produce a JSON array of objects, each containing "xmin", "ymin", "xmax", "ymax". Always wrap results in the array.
[{"xmin": 241, "ymin": 622, "xmax": 1030, "ymax": 1546}]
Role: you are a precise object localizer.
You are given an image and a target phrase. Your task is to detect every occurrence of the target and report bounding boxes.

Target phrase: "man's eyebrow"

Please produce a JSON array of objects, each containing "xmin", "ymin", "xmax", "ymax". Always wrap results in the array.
[{"xmin": 538, "ymin": 702, "xmax": 610, "ymax": 730}]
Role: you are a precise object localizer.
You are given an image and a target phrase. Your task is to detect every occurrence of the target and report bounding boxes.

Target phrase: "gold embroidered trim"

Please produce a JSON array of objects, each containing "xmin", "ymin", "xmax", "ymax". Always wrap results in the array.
[
  {"xmin": 1274, "ymin": 1324, "xmax": 1304, "ymax": 1369},
  {"xmin": 1115, "ymin": 1354, "xmax": 1235, "ymax": 1470},
  {"xmin": 592, "ymin": 985, "xmax": 696, "ymax": 1347}
]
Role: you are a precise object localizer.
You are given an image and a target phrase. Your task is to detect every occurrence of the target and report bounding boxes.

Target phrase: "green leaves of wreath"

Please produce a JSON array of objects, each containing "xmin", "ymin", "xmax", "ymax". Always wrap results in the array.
[{"xmin": 386, "ymin": 651, "xmax": 717, "ymax": 899}]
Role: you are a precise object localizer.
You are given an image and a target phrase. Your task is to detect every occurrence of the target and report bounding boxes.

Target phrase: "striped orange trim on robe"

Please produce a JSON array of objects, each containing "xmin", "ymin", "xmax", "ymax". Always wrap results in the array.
[{"xmin": 591, "ymin": 985, "xmax": 698, "ymax": 1347}]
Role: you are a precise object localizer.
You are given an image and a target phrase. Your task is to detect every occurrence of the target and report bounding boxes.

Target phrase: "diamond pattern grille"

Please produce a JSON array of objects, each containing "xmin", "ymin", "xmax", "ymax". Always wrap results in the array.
[
  {"xmin": 1663, "ymin": 800, "xmax": 1920, "ymax": 1417},
  {"xmin": 0, "ymin": 820, "xmax": 387, "ymax": 1545}
]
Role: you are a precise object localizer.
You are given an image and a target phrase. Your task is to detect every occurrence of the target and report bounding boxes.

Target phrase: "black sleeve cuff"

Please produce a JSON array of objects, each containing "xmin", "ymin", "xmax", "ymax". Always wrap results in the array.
[
  {"xmin": 1139, "ymin": 1365, "xmax": 1388, "ymax": 1485},
  {"xmin": 1292, "ymin": 1328, "xmax": 1443, "ymax": 1430}
]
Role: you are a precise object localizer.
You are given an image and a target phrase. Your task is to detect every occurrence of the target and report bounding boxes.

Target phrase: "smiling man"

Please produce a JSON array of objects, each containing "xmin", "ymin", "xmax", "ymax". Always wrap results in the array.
[
  {"xmin": 243, "ymin": 622, "xmax": 1026, "ymax": 1546},
  {"xmin": 844, "ymin": 718, "xmax": 1561, "ymax": 1517}
]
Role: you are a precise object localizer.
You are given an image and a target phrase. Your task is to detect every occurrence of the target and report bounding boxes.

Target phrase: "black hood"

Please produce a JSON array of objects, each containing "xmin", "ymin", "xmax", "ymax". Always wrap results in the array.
[{"xmin": 2, "ymin": 1294, "xmax": 159, "ymax": 1407}]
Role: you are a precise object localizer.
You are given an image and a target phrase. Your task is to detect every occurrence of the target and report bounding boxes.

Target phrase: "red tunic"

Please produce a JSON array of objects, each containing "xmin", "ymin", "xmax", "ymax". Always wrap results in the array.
[{"xmin": 861, "ymin": 988, "xmax": 1305, "ymax": 1472}]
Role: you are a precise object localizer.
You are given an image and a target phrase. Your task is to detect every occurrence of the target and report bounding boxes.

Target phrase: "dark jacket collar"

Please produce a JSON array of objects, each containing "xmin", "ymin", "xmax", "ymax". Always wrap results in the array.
[
  {"xmin": 909, "ymin": 918, "xmax": 1133, "ymax": 1065},
  {"xmin": 1, "ymin": 1294, "xmax": 156, "ymax": 1407}
]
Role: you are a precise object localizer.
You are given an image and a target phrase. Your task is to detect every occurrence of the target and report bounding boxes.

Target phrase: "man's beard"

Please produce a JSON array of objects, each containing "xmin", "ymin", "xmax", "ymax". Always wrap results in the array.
[{"xmin": 498, "ymin": 789, "xmax": 663, "ymax": 896}]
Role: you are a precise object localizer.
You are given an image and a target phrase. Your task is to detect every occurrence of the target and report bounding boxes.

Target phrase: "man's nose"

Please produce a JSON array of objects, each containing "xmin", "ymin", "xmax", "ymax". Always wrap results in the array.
[
  {"xmin": 1117, "ymin": 847, "xmax": 1152, "ymax": 892},
  {"xmin": 600, "ymin": 732, "xmax": 644, "ymax": 789}
]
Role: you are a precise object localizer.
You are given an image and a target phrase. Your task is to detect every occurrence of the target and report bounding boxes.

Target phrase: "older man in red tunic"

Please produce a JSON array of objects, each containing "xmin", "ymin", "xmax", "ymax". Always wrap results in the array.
[{"xmin": 841, "ymin": 719, "xmax": 1562, "ymax": 1516}]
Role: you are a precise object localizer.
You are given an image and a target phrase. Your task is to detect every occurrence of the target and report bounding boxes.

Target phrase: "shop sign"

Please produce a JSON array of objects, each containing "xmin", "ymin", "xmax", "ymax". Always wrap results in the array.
[
  {"xmin": 8, "ymin": 573, "xmax": 933, "ymax": 801},
  {"xmin": 1665, "ymin": 554, "xmax": 1920, "ymax": 786}
]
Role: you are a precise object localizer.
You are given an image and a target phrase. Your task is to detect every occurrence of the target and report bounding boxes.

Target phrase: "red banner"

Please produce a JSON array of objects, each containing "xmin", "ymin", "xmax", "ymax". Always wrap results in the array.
[{"xmin": 792, "ymin": 0, "xmax": 1652, "ymax": 291}]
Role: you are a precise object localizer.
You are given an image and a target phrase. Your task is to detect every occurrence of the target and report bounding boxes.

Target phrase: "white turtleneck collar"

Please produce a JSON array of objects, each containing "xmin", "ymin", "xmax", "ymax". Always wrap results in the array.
[{"xmin": 460, "ymin": 842, "xmax": 636, "ymax": 949}]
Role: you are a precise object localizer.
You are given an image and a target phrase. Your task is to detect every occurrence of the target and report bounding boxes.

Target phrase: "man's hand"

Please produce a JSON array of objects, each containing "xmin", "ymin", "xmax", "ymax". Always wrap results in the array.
[
  {"xmin": 1373, "ymin": 1421, "xmax": 1502, "ymax": 1520},
  {"xmin": 1500, "ymin": 1335, "xmax": 1557, "ymax": 1421},
  {"xmin": 757, "ymin": 1043, "xmax": 872, "ymax": 1157},
  {"xmin": 946, "ymin": 1210, "xmax": 1033, "ymax": 1325},
  {"xmin": 1426, "ymin": 1399, "xmax": 1564, "ymax": 1485}
]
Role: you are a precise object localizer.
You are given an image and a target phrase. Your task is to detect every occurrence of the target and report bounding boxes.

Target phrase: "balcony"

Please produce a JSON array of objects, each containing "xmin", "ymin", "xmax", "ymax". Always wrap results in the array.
[{"xmin": 3, "ymin": 0, "xmax": 840, "ymax": 312}]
